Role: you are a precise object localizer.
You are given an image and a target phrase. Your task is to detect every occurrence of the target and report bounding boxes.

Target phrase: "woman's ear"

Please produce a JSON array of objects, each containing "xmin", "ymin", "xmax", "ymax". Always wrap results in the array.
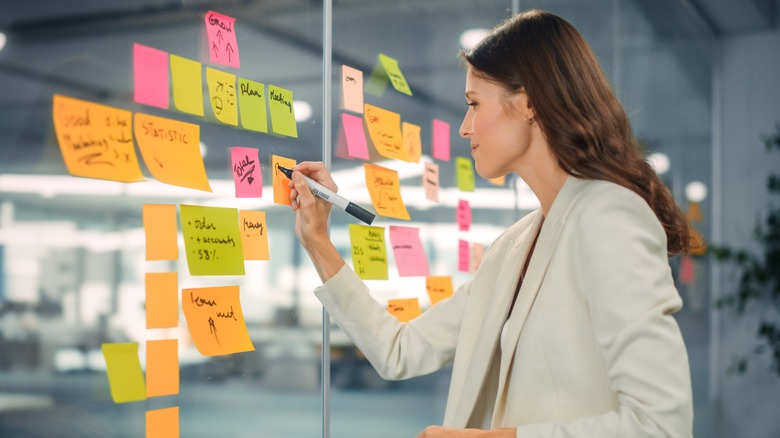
[{"xmin": 515, "ymin": 87, "xmax": 536, "ymax": 124}]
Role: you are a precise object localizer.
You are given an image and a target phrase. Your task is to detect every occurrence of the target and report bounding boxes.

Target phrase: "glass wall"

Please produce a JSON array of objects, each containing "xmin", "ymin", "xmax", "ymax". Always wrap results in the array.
[{"xmin": 0, "ymin": 1, "xmax": 714, "ymax": 437}]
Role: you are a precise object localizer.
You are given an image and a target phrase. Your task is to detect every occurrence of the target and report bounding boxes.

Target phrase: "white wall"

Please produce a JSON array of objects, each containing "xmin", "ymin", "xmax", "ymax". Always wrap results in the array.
[{"xmin": 717, "ymin": 26, "xmax": 780, "ymax": 438}]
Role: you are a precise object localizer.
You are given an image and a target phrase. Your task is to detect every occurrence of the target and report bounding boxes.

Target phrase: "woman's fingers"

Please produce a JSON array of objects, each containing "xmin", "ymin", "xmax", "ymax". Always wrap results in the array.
[{"xmin": 293, "ymin": 161, "xmax": 338, "ymax": 192}]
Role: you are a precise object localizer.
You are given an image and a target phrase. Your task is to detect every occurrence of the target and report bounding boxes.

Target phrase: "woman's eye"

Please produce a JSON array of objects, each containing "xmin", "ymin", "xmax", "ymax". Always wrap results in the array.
[{"xmin": 467, "ymin": 102, "xmax": 477, "ymax": 108}]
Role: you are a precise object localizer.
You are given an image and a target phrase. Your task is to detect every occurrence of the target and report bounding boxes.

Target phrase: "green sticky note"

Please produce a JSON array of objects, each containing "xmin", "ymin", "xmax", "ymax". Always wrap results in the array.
[
  {"xmin": 238, "ymin": 78, "xmax": 268, "ymax": 133},
  {"xmin": 180, "ymin": 205, "xmax": 245, "ymax": 276},
  {"xmin": 206, "ymin": 67, "xmax": 238, "ymax": 126},
  {"xmin": 456, "ymin": 157, "xmax": 476, "ymax": 192},
  {"xmin": 349, "ymin": 224, "xmax": 388, "ymax": 280},
  {"xmin": 268, "ymin": 85, "xmax": 298, "ymax": 138},
  {"xmin": 170, "ymin": 55, "xmax": 204, "ymax": 116},
  {"xmin": 102, "ymin": 343, "xmax": 146, "ymax": 404},
  {"xmin": 379, "ymin": 54, "xmax": 412, "ymax": 96},
  {"xmin": 365, "ymin": 60, "xmax": 389, "ymax": 98}
]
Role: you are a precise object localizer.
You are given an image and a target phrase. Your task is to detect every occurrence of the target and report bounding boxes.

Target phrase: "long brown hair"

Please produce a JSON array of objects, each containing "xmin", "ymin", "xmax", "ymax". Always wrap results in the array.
[{"xmin": 462, "ymin": 9, "xmax": 694, "ymax": 256}]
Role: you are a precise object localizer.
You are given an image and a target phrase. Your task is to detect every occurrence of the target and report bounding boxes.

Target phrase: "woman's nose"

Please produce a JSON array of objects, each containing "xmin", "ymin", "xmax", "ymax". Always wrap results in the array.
[{"xmin": 459, "ymin": 115, "xmax": 472, "ymax": 138}]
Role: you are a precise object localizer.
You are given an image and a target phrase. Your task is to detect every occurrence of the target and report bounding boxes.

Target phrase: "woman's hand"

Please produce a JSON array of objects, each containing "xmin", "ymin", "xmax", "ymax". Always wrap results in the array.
[
  {"xmin": 417, "ymin": 426, "xmax": 515, "ymax": 438},
  {"xmin": 288, "ymin": 161, "xmax": 344, "ymax": 282}
]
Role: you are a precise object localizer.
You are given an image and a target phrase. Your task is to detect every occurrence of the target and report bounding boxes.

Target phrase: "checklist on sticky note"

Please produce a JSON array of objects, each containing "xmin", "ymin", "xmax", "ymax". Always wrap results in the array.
[
  {"xmin": 364, "ymin": 163, "xmax": 410, "ymax": 220},
  {"xmin": 387, "ymin": 298, "xmax": 422, "ymax": 322},
  {"xmin": 133, "ymin": 43, "xmax": 169, "ymax": 109},
  {"xmin": 389, "ymin": 226, "xmax": 429, "ymax": 277},
  {"xmin": 206, "ymin": 67, "xmax": 238, "ymax": 126},
  {"xmin": 143, "ymin": 204, "xmax": 178, "ymax": 261},
  {"xmin": 102, "ymin": 342, "xmax": 146, "ymax": 404},
  {"xmin": 170, "ymin": 54, "xmax": 204, "ymax": 116},
  {"xmin": 349, "ymin": 224, "xmax": 388, "ymax": 280},
  {"xmin": 180, "ymin": 205, "xmax": 245, "ymax": 276}
]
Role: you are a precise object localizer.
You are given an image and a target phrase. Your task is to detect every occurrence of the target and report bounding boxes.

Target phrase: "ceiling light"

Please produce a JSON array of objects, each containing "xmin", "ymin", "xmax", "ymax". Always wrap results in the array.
[
  {"xmin": 685, "ymin": 181, "xmax": 707, "ymax": 202},
  {"xmin": 647, "ymin": 152, "xmax": 670, "ymax": 174},
  {"xmin": 293, "ymin": 100, "xmax": 312, "ymax": 122},
  {"xmin": 459, "ymin": 28, "xmax": 489, "ymax": 51}
]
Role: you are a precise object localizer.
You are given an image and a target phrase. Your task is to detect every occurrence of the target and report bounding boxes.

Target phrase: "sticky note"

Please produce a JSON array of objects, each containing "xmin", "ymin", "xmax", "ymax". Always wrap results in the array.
[
  {"xmin": 423, "ymin": 162, "xmax": 439, "ymax": 203},
  {"xmin": 272, "ymin": 155, "xmax": 296, "ymax": 206},
  {"xmin": 239, "ymin": 210, "xmax": 269, "ymax": 260},
  {"xmin": 238, "ymin": 78, "xmax": 268, "ymax": 132},
  {"xmin": 102, "ymin": 343, "xmax": 146, "ymax": 404},
  {"xmin": 268, "ymin": 85, "xmax": 298, "ymax": 138},
  {"xmin": 143, "ymin": 204, "xmax": 178, "ymax": 261},
  {"xmin": 134, "ymin": 113, "xmax": 212, "ymax": 192},
  {"xmin": 206, "ymin": 67, "xmax": 237, "ymax": 126},
  {"xmin": 336, "ymin": 113, "xmax": 370, "ymax": 160},
  {"xmin": 426, "ymin": 276, "xmax": 454, "ymax": 305},
  {"xmin": 147, "ymin": 406, "xmax": 179, "ymax": 438},
  {"xmin": 402, "ymin": 122, "xmax": 422, "ymax": 163},
  {"xmin": 205, "ymin": 11, "xmax": 240, "ymax": 68},
  {"xmin": 133, "ymin": 43, "xmax": 169, "ymax": 109},
  {"xmin": 387, "ymin": 298, "xmax": 421, "ymax": 322},
  {"xmin": 364, "ymin": 104, "xmax": 405, "ymax": 160},
  {"xmin": 170, "ymin": 54, "xmax": 204, "ymax": 116},
  {"xmin": 231, "ymin": 147, "xmax": 262, "ymax": 198},
  {"xmin": 180, "ymin": 205, "xmax": 245, "ymax": 276},
  {"xmin": 341, "ymin": 65, "xmax": 364, "ymax": 113},
  {"xmin": 364, "ymin": 163, "xmax": 410, "ymax": 220},
  {"xmin": 146, "ymin": 272, "xmax": 178, "ymax": 329},
  {"xmin": 146, "ymin": 339, "xmax": 178, "ymax": 397},
  {"xmin": 456, "ymin": 157, "xmax": 476, "ymax": 192},
  {"xmin": 52, "ymin": 94, "xmax": 144, "ymax": 183},
  {"xmin": 349, "ymin": 224, "xmax": 388, "ymax": 280},
  {"xmin": 389, "ymin": 226, "xmax": 429, "ymax": 277},
  {"xmin": 488, "ymin": 175, "xmax": 506, "ymax": 186},
  {"xmin": 457, "ymin": 200, "xmax": 472, "ymax": 232},
  {"xmin": 432, "ymin": 119, "xmax": 451, "ymax": 161},
  {"xmin": 365, "ymin": 59, "xmax": 389, "ymax": 98},
  {"xmin": 458, "ymin": 239, "xmax": 470, "ymax": 273},
  {"xmin": 379, "ymin": 54, "xmax": 412, "ymax": 96},
  {"xmin": 471, "ymin": 243, "xmax": 485, "ymax": 273},
  {"xmin": 182, "ymin": 285, "xmax": 255, "ymax": 356}
]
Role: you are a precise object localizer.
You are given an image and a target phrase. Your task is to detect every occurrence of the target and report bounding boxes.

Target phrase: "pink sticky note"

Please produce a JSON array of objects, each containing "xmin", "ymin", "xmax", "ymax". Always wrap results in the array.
[
  {"xmin": 457, "ymin": 199, "xmax": 472, "ymax": 231},
  {"xmin": 341, "ymin": 113, "xmax": 370, "ymax": 160},
  {"xmin": 205, "ymin": 11, "xmax": 240, "ymax": 68},
  {"xmin": 389, "ymin": 226, "xmax": 429, "ymax": 277},
  {"xmin": 133, "ymin": 43, "xmax": 169, "ymax": 109},
  {"xmin": 432, "ymin": 119, "xmax": 450, "ymax": 162},
  {"xmin": 231, "ymin": 147, "xmax": 262, "ymax": 198},
  {"xmin": 458, "ymin": 239, "xmax": 470, "ymax": 272}
]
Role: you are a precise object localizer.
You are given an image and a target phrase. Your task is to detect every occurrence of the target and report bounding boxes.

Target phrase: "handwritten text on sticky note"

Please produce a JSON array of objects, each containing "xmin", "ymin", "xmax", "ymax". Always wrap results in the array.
[
  {"xmin": 182, "ymin": 285, "xmax": 254, "ymax": 356},
  {"xmin": 272, "ymin": 155, "xmax": 296, "ymax": 206},
  {"xmin": 379, "ymin": 54, "xmax": 412, "ymax": 96},
  {"xmin": 349, "ymin": 224, "xmax": 388, "ymax": 280},
  {"xmin": 205, "ymin": 11, "xmax": 240, "ymax": 68},
  {"xmin": 231, "ymin": 147, "xmax": 262, "ymax": 198},
  {"xmin": 389, "ymin": 226, "xmax": 429, "ymax": 277},
  {"xmin": 402, "ymin": 122, "xmax": 421, "ymax": 163},
  {"xmin": 424, "ymin": 162, "xmax": 440, "ymax": 202},
  {"xmin": 207, "ymin": 67, "xmax": 238, "ymax": 126},
  {"xmin": 268, "ymin": 85, "xmax": 298, "ymax": 138},
  {"xmin": 387, "ymin": 298, "xmax": 421, "ymax": 322},
  {"xmin": 239, "ymin": 210, "xmax": 269, "ymax": 261},
  {"xmin": 458, "ymin": 239, "xmax": 470, "ymax": 273},
  {"xmin": 180, "ymin": 205, "xmax": 245, "ymax": 276},
  {"xmin": 238, "ymin": 78, "xmax": 268, "ymax": 132},
  {"xmin": 364, "ymin": 163, "xmax": 410, "ymax": 220},
  {"xmin": 364, "ymin": 104, "xmax": 404, "ymax": 160},
  {"xmin": 457, "ymin": 199, "xmax": 472, "ymax": 232},
  {"xmin": 341, "ymin": 65, "xmax": 364, "ymax": 113},
  {"xmin": 426, "ymin": 276, "xmax": 454, "ymax": 305}
]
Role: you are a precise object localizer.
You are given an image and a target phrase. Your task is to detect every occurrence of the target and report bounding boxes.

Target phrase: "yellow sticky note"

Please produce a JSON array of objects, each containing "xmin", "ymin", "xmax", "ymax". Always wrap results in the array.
[
  {"xmin": 143, "ymin": 204, "xmax": 178, "ymax": 261},
  {"xmin": 182, "ymin": 285, "xmax": 255, "ymax": 356},
  {"xmin": 456, "ymin": 157, "xmax": 476, "ymax": 192},
  {"xmin": 134, "ymin": 113, "xmax": 211, "ymax": 192},
  {"xmin": 170, "ymin": 54, "xmax": 204, "ymax": 116},
  {"xmin": 364, "ymin": 104, "xmax": 405, "ymax": 160},
  {"xmin": 146, "ymin": 339, "xmax": 179, "ymax": 397},
  {"xmin": 52, "ymin": 94, "xmax": 145, "ymax": 183},
  {"xmin": 180, "ymin": 205, "xmax": 245, "ymax": 276},
  {"xmin": 238, "ymin": 78, "xmax": 268, "ymax": 133},
  {"xmin": 147, "ymin": 406, "xmax": 179, "ymax": 438},
  {"xmin": 102, "ymin": 343, "xmax": 146, "ymax": 404},
  {"xmin": 206, "ymin": 67, "xmax": 238, "ymax": 126},
  {"xmin": 364, "ymin": 163, "xmax": 410, "ymax": 220},
  {"xmin": 387, "ymin": 298, "xmax": 422, "ymax": 322},
  {"xmin": 426, "ymin": 276, "xmax": 454, "ymax": 305},
  {"xmin": 341, "ymin": 65, "xmax": 363, "ymax": 113},
  {"xmin": 268, "ymin": 85, "xmax": 298, "ymax": 137},
  {"xmin": 272, "ymin": 155, "xmax": 296, "ymax": 206},
  {"xmin": 402, "ymin": 122, "xmax": 421, "ymax": 163},
  {"xmin": 239, "ymin": 210, "xmax": 269, "ymax": 260},
  {"xmin": 349, "ymin": 224, "xmax": 388, "ymax": 280},
  {"xmin": 146, "ymin": 272, "xmax": 178, "ymax": 329},
  {"xmin": 379, "ymin": 53, "xmax": 412, "ymax": 96}
]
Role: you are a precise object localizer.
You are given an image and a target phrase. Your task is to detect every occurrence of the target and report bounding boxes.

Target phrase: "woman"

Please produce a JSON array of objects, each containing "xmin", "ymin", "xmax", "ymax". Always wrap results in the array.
[{"xmin": 288, "ymin": 9, "xmax": 694, "ymax": 438}]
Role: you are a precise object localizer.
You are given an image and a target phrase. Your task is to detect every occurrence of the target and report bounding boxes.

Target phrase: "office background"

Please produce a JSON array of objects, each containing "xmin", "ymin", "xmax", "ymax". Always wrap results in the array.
[{"xmin": 0, "ymin": 0, "xmax": 778, "ymax": 437}]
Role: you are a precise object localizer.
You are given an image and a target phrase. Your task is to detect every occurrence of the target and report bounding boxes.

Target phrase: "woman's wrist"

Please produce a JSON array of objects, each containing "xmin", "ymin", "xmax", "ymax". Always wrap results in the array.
[{"xmin": 303, "ymin": 236, "xmax": 345, "ymax": 282}]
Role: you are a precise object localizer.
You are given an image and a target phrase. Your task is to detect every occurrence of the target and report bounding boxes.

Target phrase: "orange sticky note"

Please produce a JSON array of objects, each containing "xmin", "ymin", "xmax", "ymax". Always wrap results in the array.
[
  {"xmin": 423, "ymin": 162, "xmax": 439, "ymax": 203},
  {"xmin": 147, "ymin": 406, "xmax": 179, "ymax": 438},
  {"xmin": 205, "ymin": 11, "xmax": 240, "ymax": 68},
  {"xmin": 181, "ymin": 285, "xmax": 255, "ymax": 356},
  {"xmin": 52, "ymin": 94, "xmax": 145, "ymax": 183},
  {"xmin": 134, "ymin": 113, "xmax": 212, "ymax": 192},
  {"xmin": 133, "ymin": 43, "xmax": 169, "ymax": 109},
  {"xmin": 426, "ymin": 276, "xmax": 454, "ymax": 305},
  {"xmin": 364, "ymin": 104, "xmax": 406, "ymax": 160},
  {"xmin": 387, "ymin": 298, "xmax": 422, "ymax": 322},
  {"xmin": 364, "ymin": 163, "xmax": 410, "ymax": 220},
  {"xmin": 272, "ymin": 155, "xmax": 296, "ymax": 205},
  {"xmin": 341, "ymin": 65, "xmax": 363, "ymax": 113},
  {"xmin": 206, "ymin": 67, "xmax": 238, "ymax": 126},
  {"xmin": 239, "ymin": 210, "xmax": 269, "ymax": 260},
  {"xmin": 102, "ymin": 343, "xmax": 146, "ymax": 404},
  {"xmin": 402, "ymin": 122, "xmax": 421, "ymax": 163},
  {"xmin": 146, "ymin": 272, "xmax": 178, "ymax": 329},
  {"xmin": 146, "ymin": 339, "xmax": 179, "ymax": 397},
  {"xmin": 143, "ymin": 204, "xmax": 178, "ymax": 261},
  {"xmin": 488, "ymin": 175, "xmax": 506, "ymax": 186}
]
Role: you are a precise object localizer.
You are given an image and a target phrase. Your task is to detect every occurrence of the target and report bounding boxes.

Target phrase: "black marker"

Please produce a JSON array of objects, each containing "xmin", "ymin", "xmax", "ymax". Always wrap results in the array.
[{"xmin": 277, "ymin": 165, "xmax": 375, "ymax": 225}]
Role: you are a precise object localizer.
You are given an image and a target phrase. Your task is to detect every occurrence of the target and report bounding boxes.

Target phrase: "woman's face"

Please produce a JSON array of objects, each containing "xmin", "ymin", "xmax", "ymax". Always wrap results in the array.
[{"xmin": 459, "ymin": 67, "xmax": 534, "ymax": 179}]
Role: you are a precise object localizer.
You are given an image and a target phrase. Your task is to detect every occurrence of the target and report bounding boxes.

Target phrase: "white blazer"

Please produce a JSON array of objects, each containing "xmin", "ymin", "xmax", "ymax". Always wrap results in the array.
[{"xmin": 314, "ymin": 176, "xmax": 693, "ymax": 437}]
